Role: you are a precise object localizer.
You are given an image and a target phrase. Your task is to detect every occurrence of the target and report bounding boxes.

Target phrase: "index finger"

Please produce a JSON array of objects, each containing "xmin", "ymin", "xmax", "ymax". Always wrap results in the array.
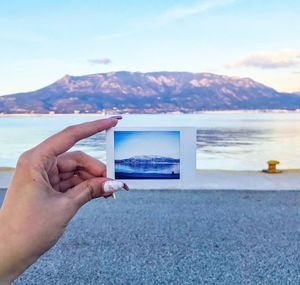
[{"xmin": 37, "ymin": 116, "xmax": 122, "ymax": 156}]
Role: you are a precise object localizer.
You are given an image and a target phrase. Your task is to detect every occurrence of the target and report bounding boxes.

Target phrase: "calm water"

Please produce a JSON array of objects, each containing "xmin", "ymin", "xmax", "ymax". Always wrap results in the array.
[
  {"xmin": 115, "ymin": 162, "xmax": 180, "ymax": 175},
  {"xmin": 115, "ymin": 161, "xmax": 180, "ymax": 179},
  {"xmin": 0, "ymin": 113, "xmax": 300, "ymax": 170}
]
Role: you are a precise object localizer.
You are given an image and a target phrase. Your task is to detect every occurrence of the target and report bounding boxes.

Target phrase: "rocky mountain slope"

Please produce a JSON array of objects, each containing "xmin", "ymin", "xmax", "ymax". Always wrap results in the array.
[{"xmin": 1, "ymin": 71, "xmax": 300, "ymax": 113}]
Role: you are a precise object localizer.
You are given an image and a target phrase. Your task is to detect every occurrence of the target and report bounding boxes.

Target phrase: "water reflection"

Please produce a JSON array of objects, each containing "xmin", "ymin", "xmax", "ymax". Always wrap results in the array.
[
  {"xmin": 197, "ymin": 128, "xmax": 270, "ymax": 148},
  {"xmin": 1, "ymin": 113, "xmax": 300, "ymax": 170},
  {"xmin": 115, "ymin": 162, "xmax": 180, "ymax": 174}
]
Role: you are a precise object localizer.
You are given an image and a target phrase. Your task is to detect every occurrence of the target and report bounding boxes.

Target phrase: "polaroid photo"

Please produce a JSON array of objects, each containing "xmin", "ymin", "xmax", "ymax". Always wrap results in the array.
[{"xmin": 106, "ymin": 127, "xmax": 196, "ymax": 189}]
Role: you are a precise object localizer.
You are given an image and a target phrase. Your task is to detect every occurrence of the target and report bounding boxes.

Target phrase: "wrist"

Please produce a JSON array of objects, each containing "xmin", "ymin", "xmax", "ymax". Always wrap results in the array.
[{"xmin": 0, "ymin": 211, "xmax": 38, "ymax": 283}]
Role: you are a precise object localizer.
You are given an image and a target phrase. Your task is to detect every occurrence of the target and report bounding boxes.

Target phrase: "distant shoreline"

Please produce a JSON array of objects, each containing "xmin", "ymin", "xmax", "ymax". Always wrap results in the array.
[
  {"xmin": 0, "ymin": 167, "xmax": 15, "ymax": 172},
  {"xmin": 1, "ymin": 109, "xmax": 300, "ymax": 117}
]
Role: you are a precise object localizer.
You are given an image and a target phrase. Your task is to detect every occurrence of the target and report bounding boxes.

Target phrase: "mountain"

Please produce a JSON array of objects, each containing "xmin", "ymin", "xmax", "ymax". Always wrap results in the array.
[
  {"xmin": 115, "ymin": 155, "xmax": 180, "ymax": 164},
  {"xmin": 1, "ymin": 71, "xmax": 300, "ymax": 113}
]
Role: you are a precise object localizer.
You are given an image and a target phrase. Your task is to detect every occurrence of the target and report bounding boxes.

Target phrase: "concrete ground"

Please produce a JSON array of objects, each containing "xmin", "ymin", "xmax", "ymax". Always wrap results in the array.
[
  {"xmin": 194, "ymin": 169, "xmax": 300, "ymax": 191},
  {"xmin": 1, "ymin": 189, "xmax": 299, "ymax": 285},
  {"xmin": 1, "ymin": 168, "xmax": 300, "ymax": 190}
]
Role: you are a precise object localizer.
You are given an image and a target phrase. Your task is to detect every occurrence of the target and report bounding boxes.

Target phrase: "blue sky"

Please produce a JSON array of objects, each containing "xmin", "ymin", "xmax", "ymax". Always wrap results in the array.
[
  {"xmin": 0, "ymin": 0, "xmax": 299, "ymax": 95},
  {"xmin": 114, "ymin": 131, "xmax": 180, "ymax": 159}
]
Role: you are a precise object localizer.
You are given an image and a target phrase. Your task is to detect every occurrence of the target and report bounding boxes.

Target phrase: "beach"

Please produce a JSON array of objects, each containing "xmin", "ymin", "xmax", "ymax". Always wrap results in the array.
[{"xmin": 1, "ymin": 189, "xmax": 299, "ymax": 284}]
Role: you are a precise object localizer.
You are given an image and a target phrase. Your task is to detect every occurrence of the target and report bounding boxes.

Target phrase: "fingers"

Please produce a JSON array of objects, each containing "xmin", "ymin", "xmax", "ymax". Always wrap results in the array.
[
  {"xmin": 65, "ymin": 178, "xmax": 129, "ymax": 208},
  {"xmin": 59, "ymin": 170, "xmax": 94, "ymax": 181},
  {"xmin": 56, "ymin": 170, "xmax": 96, "ymax": 192},
  {"xmin": 55, "ymin": 151, "xmax": 108, "ymax": 193},
  {"xmin": 53, "ymin": 170, "xmax": 96, "ymax": 192},
  {"xmin": 57, "ymin": 151, "xmax": 106, "ymax": 178},
  {"xmin": 54, "ymin": 175, "xmax": 84, "ymax": 192},
  {"xmin": 37, "ymin": 116, "xmax": 122, "ymax": 156}
]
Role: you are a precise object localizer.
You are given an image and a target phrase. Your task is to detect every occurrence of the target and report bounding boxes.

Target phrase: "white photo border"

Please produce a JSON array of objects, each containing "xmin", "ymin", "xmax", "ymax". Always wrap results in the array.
[{"xmin": 106, "ymin": 126, "xmax": 196, "ymax": 189}]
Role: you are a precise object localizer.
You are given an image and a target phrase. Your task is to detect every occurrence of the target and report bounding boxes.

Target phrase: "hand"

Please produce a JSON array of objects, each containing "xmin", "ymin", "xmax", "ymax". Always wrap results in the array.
[{"xmin": 0, "ymin": 116, "xmax": 128, "ymax": 284}]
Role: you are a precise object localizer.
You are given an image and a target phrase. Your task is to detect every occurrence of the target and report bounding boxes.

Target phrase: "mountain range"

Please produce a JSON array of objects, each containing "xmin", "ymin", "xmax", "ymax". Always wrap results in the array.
[
  {"xmin": 1, "ymin": 71, "xmax": 300, "ymax": 113},
  {"xmin": 115, "ymin": 155, "xmax": 180, "ymax": 164}
]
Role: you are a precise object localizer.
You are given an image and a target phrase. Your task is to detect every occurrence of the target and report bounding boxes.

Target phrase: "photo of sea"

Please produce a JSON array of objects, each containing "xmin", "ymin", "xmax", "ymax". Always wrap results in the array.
[{"xmin": 114, "ymin": 131, "xmax": 180, "ymax": 179}]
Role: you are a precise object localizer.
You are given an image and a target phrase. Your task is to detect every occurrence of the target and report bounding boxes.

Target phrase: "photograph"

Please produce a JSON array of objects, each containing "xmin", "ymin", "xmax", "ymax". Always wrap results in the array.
[
  {"xmin": 114, "ymin": 131, "xmax": 180, "ymax": 179},
  {"xmin": 1, "ymin": 0, "xmax": 299, "ymax": 284}
]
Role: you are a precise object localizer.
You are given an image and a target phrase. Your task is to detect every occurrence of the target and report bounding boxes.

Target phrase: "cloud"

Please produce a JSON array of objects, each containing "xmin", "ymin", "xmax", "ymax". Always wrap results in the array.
[
  {"xmin": 157, "ymin": 0, "xmax": 236, "ymax": 26},
  {"xmin": 88, "ymin": 58, "xmax": 112, "ymax": 65},
  {"xmin": 227, "ymin": 49, "xmax": 300, "ymax": 69},
  {"xmin": 95, "ymin": 0, "xmax": 236, "ymax": 40}
]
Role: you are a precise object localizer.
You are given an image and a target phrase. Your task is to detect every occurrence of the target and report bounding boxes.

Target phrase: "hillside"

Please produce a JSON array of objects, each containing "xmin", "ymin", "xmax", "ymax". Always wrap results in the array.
[{"xmin": 1, "ymin": 71, "xmax": 300, "ymax": 113}]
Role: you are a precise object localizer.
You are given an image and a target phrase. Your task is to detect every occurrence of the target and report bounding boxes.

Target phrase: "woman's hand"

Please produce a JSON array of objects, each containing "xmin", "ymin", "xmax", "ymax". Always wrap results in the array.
[{"xmin": 0, "ymin": 116, "xmax": 128, "ymax": 284}]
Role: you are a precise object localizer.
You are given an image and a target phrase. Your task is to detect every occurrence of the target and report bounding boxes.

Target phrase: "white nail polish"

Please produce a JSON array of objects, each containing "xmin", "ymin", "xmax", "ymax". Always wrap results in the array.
[{"xmin": 103, "ymin": 181, "xmax": 125, "ymax": 193}]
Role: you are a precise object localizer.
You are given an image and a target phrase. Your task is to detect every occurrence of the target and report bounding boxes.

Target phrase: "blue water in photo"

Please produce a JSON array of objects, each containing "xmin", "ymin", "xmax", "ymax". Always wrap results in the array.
[{"xmin": 115, "ymin": 159, "xmax": 180, "ymax": 179}]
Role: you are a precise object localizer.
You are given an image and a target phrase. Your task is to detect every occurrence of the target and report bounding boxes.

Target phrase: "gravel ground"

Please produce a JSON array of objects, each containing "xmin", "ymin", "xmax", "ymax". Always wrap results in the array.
[{"xmin": 1, "ymin": 190, "xmax": 299, "ymax": 285}]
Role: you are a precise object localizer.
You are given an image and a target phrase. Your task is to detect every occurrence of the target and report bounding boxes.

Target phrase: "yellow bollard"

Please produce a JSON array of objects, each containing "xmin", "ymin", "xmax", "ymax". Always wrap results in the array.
[{"xmin": 263, "ymin": 160, "xmax": 282, "ymax": 174}]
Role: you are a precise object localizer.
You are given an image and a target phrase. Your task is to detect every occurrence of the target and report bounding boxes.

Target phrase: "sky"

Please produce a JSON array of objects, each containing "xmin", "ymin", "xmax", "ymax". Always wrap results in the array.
[
  {"xmin": 114, "ymin": 131, "xmax": 180, "ymax": 159},
  {"xmin": 0, "ymin": 0, "xmax": 299, "ymax": 95}
]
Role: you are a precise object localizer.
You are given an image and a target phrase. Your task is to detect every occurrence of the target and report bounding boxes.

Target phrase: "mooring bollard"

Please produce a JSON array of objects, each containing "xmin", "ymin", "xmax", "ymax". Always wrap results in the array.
[{"xmin": 263, "ymin": 160, "xmax": 282, "ymax": 174}]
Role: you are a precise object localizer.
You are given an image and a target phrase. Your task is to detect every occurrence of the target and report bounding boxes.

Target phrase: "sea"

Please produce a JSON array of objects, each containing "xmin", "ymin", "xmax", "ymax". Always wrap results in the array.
[
  {"xmin": 115, "ymin": 160, "xmax": 180, "ymax": 179},
  {"xmin": 0, "ymin": 112, "xmax": 300, "ymax": 171}
]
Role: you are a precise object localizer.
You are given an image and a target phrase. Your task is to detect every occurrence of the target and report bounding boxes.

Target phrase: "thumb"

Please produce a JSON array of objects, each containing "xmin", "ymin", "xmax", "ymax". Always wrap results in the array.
[{"xmin": 65, "ymin": 178, "xmax": 128, "ymax": 208}]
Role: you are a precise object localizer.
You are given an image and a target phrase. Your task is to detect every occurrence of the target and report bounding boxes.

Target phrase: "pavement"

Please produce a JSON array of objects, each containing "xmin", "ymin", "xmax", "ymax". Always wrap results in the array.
[
  {"xmin": 1, "ymin": 169, "xmax": 300, "ymax": 190},
  {"xmin": 1, "ymin": 189, "xmax": 299, "ymax": 285},
  {"xmin": 194, "ymin": 169, "xmax": 300, "ymax": 191}
]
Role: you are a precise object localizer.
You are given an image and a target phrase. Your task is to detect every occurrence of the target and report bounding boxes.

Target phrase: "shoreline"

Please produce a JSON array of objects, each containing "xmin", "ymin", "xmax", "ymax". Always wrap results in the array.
[
  {"xmin": 1, "ymin": 109, "xmax": 300, "ymax": 117},
  {"xmin": 0, "ymin": 167, "xmax": 15, "ymax": 172}
]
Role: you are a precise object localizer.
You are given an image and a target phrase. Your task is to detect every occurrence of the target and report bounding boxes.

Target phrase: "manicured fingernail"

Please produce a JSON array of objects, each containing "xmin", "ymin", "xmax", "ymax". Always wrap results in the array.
[
  {"xmin": 110, "ymin": 115, "xmax": 122, "ymax": 120},
  {"xmin": 103, "ymin": 180, "xmax": 126, "ymax": 193}
]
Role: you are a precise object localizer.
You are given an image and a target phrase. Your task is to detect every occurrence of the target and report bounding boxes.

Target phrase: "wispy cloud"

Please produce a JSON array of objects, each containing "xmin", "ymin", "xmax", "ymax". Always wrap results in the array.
[
  {"xmin": 88, "ymin": 58, "xmax": 112, "ymax": 65},
  {"xmin": 227, "ymin": 49, "xmax": 300, "ymax": 69},
  {"xmin": 157, "ymin": 0, "xmax": 236, "ymax": 26},
  {"xmin": 95, "ymin": 0, "xmax": 236, "ymax": 40}
]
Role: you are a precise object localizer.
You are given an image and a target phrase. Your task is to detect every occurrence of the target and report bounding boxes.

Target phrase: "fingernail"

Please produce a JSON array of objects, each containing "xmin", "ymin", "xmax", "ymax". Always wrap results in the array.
[
  {"xmin": 107, "ymin": 193, "xmax": 116, "ymax": 199},
  {"xmin": 103, "ymin": 180, "xmax": 127, "ymax": 193},
  {"xmin": 110, "ymin": 115, "xmax": 122, "ymax": 120}
]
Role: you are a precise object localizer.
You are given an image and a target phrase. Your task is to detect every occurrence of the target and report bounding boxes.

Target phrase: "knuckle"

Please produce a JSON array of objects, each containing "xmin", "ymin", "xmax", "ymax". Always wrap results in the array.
[
  {"xmin": 74, "ymin": 150, "xmax": 85, "ymax": 158},
  {"xmin": 64, "ymin": 125, "xmax": 75, "ymax": 132},
  {"xmin": 17, "ymin": 148, "xmax": 48, "ymax": 169},
  {"xmin": 17, "ymin": 150, "xmax": 33, "ymax": 166},
  {"xmin": 85, "ymin": 183, "xmax": 94, "ymax": 201},
  {"xmin": 64, "ymin": 125, "xmax": 77, "ymax": 136},
  {"xmin": 63, "ymin": 125, "xmax": 79, "ymax": 141}
]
